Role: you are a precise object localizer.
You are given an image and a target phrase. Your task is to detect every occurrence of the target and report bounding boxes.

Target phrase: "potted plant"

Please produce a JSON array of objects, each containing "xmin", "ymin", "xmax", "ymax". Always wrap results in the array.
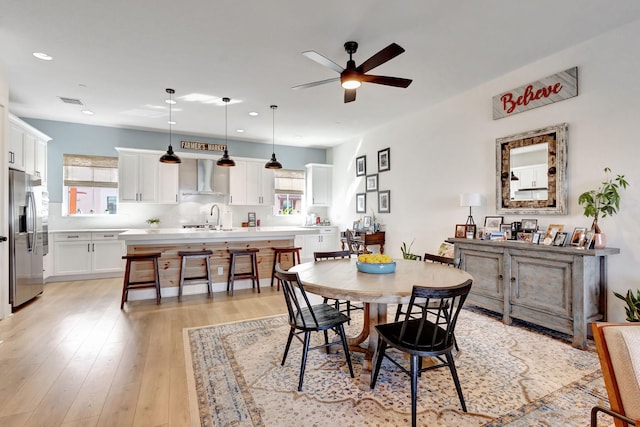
[
  {"xmin": 146, "ymin": 218, "xmax": 160, "ymax": 228},
  {"xmin": 577, "ymin": 167, "xmax": 629, "ymax": 247},
  {"xmin": 400, "ymin": 239, "xmax": 420, "ymax": 260},
  {"xmin": 613, "ymin": 289, "xmax": 640, "ymax": 322}
]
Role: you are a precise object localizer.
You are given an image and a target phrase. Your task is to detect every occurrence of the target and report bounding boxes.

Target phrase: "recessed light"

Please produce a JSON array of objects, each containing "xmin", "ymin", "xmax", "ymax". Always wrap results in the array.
[
  {"xmin": 168, "ymin": 120, "xmax": 176, "ymax": 125},
  {"xmin": 236, "ymin": 129, "xmax": 245, "ymax": 133},
  {"xmin": 248, "ymin": 111, "xmax": 259, "ymax": 117},
  {"xmin": 33, "ymin": 52, "xmax": 52, "ymax": 61},
  {"xmin": 81, "ymin": 110, "xmax": 94, "ymax": 115}
]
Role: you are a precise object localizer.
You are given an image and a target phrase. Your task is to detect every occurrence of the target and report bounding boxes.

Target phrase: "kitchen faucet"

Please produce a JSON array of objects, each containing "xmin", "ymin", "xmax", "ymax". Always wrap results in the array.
[{"xmin": 209, "ymin": 204, "xmax": 221, "ymax": 229}]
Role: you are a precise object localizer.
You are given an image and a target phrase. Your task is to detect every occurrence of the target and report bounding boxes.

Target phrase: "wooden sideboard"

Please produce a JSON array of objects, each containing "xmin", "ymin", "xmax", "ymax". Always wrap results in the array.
[
  {"xmin": 448, "ymin": 238, "xmax": 619, "ymax": 349},
  {"xmin": 341, "ymin": 231, "xmax": 386, "ymax": 254}
]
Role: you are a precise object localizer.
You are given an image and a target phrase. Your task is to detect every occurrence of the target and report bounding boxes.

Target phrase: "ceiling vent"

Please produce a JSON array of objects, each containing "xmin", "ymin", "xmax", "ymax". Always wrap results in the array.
[{"xmin": 58, "ymin": 97, "xmax": 84, "ymax": 105}]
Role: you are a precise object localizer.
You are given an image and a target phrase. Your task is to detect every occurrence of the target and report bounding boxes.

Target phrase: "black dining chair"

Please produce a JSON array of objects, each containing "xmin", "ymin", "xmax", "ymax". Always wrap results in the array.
[
  {"xmin": 314, "ymin": 250, "xmax": 363, "ymax": 324},
  {"xmin": 371, "ymin": 279, "xmax": 473, "ymax": 427},
  {"xmin": 275, "ymin": 265, "xmax": 354, "ymax": 391}
]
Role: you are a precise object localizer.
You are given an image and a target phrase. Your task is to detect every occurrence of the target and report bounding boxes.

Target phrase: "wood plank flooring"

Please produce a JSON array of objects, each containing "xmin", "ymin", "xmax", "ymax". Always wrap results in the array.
[{"xmin": 0, "ymin": 278, "xmax": 286, "ymax": 427}]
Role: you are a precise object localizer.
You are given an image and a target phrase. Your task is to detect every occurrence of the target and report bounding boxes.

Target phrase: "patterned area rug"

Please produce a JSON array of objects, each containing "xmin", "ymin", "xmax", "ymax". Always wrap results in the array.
[{"xmin": 183, "ymin": 309, "xmax": 612, "ymax": 426}]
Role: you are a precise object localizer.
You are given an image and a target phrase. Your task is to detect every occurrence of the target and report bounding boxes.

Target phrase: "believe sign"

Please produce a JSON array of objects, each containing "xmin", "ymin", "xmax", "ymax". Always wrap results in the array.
[{"xmin": 492, "ymin": 67, "xmax": 578, "ymax": 120}]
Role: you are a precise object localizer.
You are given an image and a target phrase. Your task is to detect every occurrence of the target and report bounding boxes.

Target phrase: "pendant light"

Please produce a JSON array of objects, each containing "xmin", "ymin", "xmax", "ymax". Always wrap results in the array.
[
  {"xmin": 160, "ymin": 88, "xmax": 181, "ymax": 164},
  {"xmin": 265, "ymin": 104, "xmax": 283, "ymax": 169},
  {"xmin": 216, "ymin": 97, "xmax": 235, "ymax": 167}
]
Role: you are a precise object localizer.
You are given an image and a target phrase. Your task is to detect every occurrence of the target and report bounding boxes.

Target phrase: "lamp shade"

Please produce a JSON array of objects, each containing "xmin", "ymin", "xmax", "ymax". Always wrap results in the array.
[{"xmin": 460, "ymin": 193, "xmax": 481, "ymax": 207}]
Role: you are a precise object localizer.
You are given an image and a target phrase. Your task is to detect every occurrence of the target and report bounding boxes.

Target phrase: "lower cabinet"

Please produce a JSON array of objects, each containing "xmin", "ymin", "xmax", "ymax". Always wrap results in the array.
[
  {"xmin": 296, "ymin": 228, "xmax": 339, "ymax": 261},
  {"xmin": 450, "ymin": 238, "xmax": 620, "ymax": 349},
  {"xmin": 53, "ymin": 231, "xmax": 125, "ymax": 277}
]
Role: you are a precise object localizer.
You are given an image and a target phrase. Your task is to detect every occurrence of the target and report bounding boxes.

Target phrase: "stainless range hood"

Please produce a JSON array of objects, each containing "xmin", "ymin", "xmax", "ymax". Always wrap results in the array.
[{"xmin": 179, "ymin": 158, "xmax": 228, "ymax": 196}]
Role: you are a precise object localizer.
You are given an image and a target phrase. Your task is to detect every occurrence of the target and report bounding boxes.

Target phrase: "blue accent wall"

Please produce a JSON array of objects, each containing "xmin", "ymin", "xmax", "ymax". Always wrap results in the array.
[{"xmin": 23, "ymin": 118, "xmax": 327, "ymax": 202}]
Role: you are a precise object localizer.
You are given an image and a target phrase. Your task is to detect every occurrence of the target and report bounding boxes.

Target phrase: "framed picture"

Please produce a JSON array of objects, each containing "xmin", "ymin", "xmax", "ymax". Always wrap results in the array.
[
  {"xmin": 378, "ymin": 190, "xmax": 390, "ymax": 213},
  {"xmin": 521, "ymin": 219, "xmax": 538, "ymax": 232},
  {"xmin": 465, "ymin": 224, "xmax": 476, "ymax": 239},
  {"xmin": 352, "ymin": 221, "xmax": 360, "ymax": 231},
  {"xmin": 356, "ymin": 193, "xmax": 366, "ymax": 213},
  {"xmin": 366, "ymin": 174, "xmax": 378, "ymax": 192},
  {"xmin": 484, "ymin": 216, "xmax": 504, "ymax": 232},
  {"xmin": 362, "ymin": 215, "xmax": 372, "ymax": 229},
  {"xmin": 356, "ymin": 155, "xmax": 366, "ymax": 176},
  {"xmin": 517, "ymin": 232, "xmax": 532, "ymax": 243},
  {"xmin": 500, "ymin": 224, "xmax": 512, "ymax": 240},
  {"xmin": 553, "ymin": 231, "xmax": 568, "ymax": 247},
  {"xmin": 582, "ymin": 230, "xmax": 596, "ymax": 249},
  {"xmin": 378, "ymin": 147, "xmax": 390, "ymax": 172},
  {"xmin": 455, "ymin": 224, "xmax": 467, "ymax": 238},
  {"xmin": 532, "ymin": 231, "xmax": 543, "ymax": 244},
  {"xmin": 543, "ymin": 224, "xmax": 564, "ymax": 245},
  {"xmin": 570, "ymin": 227, "xmax": 587, "ymax": 246}
]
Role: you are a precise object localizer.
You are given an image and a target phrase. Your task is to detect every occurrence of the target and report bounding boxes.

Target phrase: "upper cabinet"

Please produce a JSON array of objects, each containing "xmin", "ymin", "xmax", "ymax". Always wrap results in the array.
[
  {"xmin": 305, "ymin": 163, "xmax": 332, "ymax": 207},
  {"xmin": 117, "ymin": 148, "xmax": 178, "ymax": 204},
  {"xmin": 229, "ymin": 159, "xmax": 274, "ymax": 206},
  {"xmin": 8, "ymin": 114, "xmax": 51, "ymax": 184}
]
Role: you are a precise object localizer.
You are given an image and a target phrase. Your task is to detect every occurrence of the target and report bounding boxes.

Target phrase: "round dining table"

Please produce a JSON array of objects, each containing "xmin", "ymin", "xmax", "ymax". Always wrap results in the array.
[{"xmin": 288, "ymin": 257, "xmax": 473, "ymax": 388}]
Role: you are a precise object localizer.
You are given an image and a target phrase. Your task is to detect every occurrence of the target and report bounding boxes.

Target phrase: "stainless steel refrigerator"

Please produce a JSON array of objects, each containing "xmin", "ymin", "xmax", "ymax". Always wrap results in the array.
[{"xmin": 9, "ymin": 169, "xmax": 47, "ymax": 309}]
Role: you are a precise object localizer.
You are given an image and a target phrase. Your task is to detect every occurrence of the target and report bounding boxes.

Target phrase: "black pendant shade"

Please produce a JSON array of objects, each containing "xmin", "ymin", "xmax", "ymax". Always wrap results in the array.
[
  {"xmin": 265, "ymin": 104, "xmax": 283, "ymax": 169},
  {"xmin": 216, "ymin": 97, "xmax": 235, "ymax": 167},
  {"xmin": 160, "ymin": 88, "xmax": 181, "ymax": 164}
]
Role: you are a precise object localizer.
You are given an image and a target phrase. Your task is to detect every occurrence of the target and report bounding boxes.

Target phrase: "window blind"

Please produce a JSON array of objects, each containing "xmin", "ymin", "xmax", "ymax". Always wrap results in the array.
[
  {"xmin": 63, "ymin": 154, "xmax": 118, "ymax": 188},
  {"xmin": 274, "ymin": 169, "xmax": 304, "ymax": 195}
]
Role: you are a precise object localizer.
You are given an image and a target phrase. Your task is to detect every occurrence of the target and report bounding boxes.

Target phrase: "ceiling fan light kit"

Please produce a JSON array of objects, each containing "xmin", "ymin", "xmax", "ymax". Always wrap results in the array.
[
  {"xmin": 295, "ymin": 40, "xmax": 412, "ymax": 103},
  {"xmin": 159, "ymin": 88, "xmax": 182, "ymax": 164},
  {"xmin": 216, "ymin": 97, "xmax": 236, "ymax": 167},
  {"xmin": 265, "ymin": 104, "xmax": 283, "ymax": 169}
]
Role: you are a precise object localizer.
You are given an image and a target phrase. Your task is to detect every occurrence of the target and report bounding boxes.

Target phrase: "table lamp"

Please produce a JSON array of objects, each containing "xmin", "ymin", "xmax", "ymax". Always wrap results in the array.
[{"xmin": 460, "ymin": 193, "xmax": 481, "ymax": 225}]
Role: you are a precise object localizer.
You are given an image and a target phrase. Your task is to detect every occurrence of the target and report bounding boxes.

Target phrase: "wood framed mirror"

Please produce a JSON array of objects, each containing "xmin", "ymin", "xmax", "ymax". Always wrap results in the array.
[{"xmin": 496, "ymin": 123, "xmax": 567, "ymax": 215}]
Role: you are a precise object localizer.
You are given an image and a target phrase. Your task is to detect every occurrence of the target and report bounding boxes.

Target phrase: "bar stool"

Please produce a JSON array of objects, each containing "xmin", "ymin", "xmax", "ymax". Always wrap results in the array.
[
  {"xmin": 227, "ymin": 248, "xmax": 260, "ymax": 296},
  {"xmin": 270, "ymin": 247, "xmax": 302, "ymax": 290},
  {"xmin": 178, "ymin": 250, "xmax": 213, "ymax": 301},
  {"xmin": 121, "ymin": 253, "xmax": 162, "ymax": 309}
]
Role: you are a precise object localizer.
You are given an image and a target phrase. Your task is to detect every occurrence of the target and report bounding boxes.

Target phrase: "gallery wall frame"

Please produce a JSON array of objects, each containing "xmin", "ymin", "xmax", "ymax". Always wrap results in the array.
[
  {"xmin": 356, "ymin": 155, "xmax": 366, "ymax": 176},
  {"xmin": 356, "ymin": 193, "xmax": 366, "ymax": 213},
  {"xmin": 378, "ymin": 148, "xmax": 390, "ymax": 172},
  {"xmin": 378, "ymin": 190, "xmax": 390, "ymax": 213},
  {"xmin": 366, "ymin": 174, "xmax": 379, "ymax": 192}
]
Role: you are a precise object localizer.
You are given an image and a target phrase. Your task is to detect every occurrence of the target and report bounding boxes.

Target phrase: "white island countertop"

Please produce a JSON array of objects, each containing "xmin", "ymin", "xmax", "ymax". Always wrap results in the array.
[{"xmin": 118, "ymin": 226, "xmax": 321, "ymax": 245}]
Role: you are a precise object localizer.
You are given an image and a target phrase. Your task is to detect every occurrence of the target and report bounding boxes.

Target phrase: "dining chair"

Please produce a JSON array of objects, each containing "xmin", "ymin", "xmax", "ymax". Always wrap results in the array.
[
  {"xmin": 371, "ymin": 279, "xmax": 473, "ymax": 427},
  {"xmin": 345, "ymin": 229, "xmax": 370, "ymax": 255},
  {"xmin": 590, "ymin": 322, "xmax": 640, "ymax": 427},
  {"xmin": 314, "ymin": 250, "xmax": 363, "ymax": 324},
  {"xmin": 275, "ymin": 265, "xmax": 355, "ymax": 391}
]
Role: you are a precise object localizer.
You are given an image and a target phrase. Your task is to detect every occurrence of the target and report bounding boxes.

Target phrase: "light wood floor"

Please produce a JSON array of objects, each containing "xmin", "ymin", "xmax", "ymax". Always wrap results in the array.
[{"xmin": 0, "ymin": 278, "xmax": 286, "ymax": 427}]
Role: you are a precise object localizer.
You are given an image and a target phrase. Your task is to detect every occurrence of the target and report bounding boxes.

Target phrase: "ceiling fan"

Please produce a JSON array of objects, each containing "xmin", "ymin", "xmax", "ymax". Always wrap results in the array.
[{"xmin": 292, "ymin": 41, "xmax": 413, "ymax": 103}]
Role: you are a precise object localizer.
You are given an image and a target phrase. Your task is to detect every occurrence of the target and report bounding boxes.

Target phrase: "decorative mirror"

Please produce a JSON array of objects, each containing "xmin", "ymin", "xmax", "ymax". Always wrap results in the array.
[{"xmin": 496, "ymin": 123, "xmax": 567, "ymax": 215}]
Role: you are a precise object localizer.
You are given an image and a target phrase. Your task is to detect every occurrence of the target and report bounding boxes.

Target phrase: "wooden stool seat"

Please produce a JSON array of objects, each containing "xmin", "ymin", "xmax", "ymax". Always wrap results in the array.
[
  {"xmin": 121, "ymin": 253, "xmax": 162, "ymax": 309},
  {"xmin": 178, "ymin": 250, "xmax": 214, "ymax": 301},
  {"xmin": 227, "ymin": 248, "xmax": 260, "ymax": 296},
  {"xmin": 270, "ymin": 247, "xmax": 302, "ymax": 290}
]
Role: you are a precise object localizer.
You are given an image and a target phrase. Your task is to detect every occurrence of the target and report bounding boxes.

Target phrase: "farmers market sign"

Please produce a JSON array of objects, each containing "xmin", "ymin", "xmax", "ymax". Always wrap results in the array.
[{"xmin": 492, "ymin": 67, "xmax": 578, "ymax": 119}]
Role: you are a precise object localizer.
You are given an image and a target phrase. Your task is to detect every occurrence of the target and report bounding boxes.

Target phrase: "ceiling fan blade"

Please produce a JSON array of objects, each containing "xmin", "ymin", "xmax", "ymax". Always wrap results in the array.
[
  {"xmin": 361, "ymin": 74, "xmax": 413, "ymax": 88},
  {"xmin": 292, "ymin": 77, "xmax": 340, "ymax": 90},
  {"xmin": 356, "ymin": 43, "xmax": 405, "ymax": 74},
  {"xmin": 302, "ymin": 51, "xmax": 344, "ymax": 73},
  {"xmin": 344, "ymin": 89, "xmax": 356, "ymax": 103}
]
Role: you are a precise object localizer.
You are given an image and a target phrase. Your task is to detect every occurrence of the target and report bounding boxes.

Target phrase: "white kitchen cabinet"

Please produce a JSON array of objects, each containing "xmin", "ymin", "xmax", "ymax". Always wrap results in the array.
[
  {"xmin": 53, "ymin": 231, "xmax": 125, "ymax": 276},
  {"xmin": 8, "ymin": 123, "xmax": 25, "ymax": 171},
  {"xmin": 23, "ymin": 133, "xmax": 36, "ymax": 175},
  {"xmin": 513, "ymin": 164, "xmax": 548, "ymax": 190},
  {"xmin": 305, "ymin": 164, "xmax": 332, "ymax": 207},
  {"xmin": 229, "ymin": 160, "xmax": 274, "ymax": 206},
  {"xmin": 296, "ymin": 227, "xmax": 339, "ymax": 261},
  {"xmin": 8, "ymin": 114, "xmax": 51, "ymax": 176},
  {"xmin": 35, "ymin": 139, "xmax": 47, "ymax": 185},
  {"xmin": 158, "ymin": 162, "xmax": 179, "ymax": 203},
  {"xmin": 118, "ymin": 149, "xmax": 170, "ymax": 203}
]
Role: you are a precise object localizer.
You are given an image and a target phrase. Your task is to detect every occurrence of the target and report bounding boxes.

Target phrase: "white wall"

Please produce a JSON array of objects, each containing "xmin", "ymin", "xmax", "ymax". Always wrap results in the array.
[
  {"xmin": 330, "ymin": 19, "xmax": 640, "ymax": 322},
  {"xmin": 0, "ymin": 64, "xmax": 10, "ymax": 319}
]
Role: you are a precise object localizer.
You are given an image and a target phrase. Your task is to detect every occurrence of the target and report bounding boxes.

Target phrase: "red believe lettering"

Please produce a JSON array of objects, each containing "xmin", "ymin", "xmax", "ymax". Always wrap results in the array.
[{"xmin": 501, "ymin": 82, "xmax": 563, "ymax": 114}]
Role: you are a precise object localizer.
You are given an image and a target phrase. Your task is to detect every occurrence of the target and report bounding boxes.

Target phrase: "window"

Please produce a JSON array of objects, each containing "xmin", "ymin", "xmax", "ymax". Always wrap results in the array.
[
  {"xmin": 274, "ymin": 169, "xmax": 304, "ymax": 215},
  {"xmin": 63, "ymin": 154, "xmax": 118, "ymax": 215}
]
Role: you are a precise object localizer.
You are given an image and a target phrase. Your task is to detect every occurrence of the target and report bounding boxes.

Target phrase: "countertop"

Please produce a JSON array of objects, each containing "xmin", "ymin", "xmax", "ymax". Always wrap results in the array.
[{"xmin": 118, "ymin": 226, "xmax": 321, "ymax": 244}]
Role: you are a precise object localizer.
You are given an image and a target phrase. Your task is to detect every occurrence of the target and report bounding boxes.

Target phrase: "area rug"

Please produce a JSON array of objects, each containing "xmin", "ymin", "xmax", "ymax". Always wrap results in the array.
[{"xmin": 183, "ymin": 309, "xmax": 611, "ymax": 426}]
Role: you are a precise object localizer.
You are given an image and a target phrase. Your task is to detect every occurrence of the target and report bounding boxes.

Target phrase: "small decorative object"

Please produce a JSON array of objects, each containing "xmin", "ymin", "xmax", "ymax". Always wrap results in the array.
[
  {"xmin": 247, "ymin": 212, "xmax": 256, "ymax": 227},
  {"xmin": 400, "ymin": 240, "xmax": 420, "ymax": 260},
  {"xmin": 581, "ymin": 230, "xmax": 595, "ymax": 249},
  {"xmin": 500, "ymin": 224, "xmax": 512, "ymax": 240},
  {"xmin": 460, "ymin": 193, "xmax": 481, "ymax": 225},
  {"xmin": 146, "ymin": 218, "xmax": 160, "ymax": 228},
  {"xmin": 378, "ymin": 147, "xmax": 390, "ymax": 172},
  {"xmin": 366, "ymin": 174, "xmax": 378, "ymax": 192},
  {"xmin": 578, "ymin": 167, "xmax": 629, "ymax": 249},
  {"xmin": 378, "ymin": 190, "xmax": 390, "ymax": 213},
  {"xmin": 363, "ymin": 215, "xmax": 372, "ymax": 229},
  {"xmin": 532, "ymin": 232, "xmax": 542, "ymax": 244},
  {"xmin": 612, "ymin": 289, "xmax": 640, "ymax": 322},
  {"xmin": 465, "ymin": 224, "xmax": 476, "ymax": 239},
  {"xmin": 489, "ymin": 232, "xmax": 505, "ymax": 241},
  {"xmin": 356, "ymin": 193, "xmax": 366, "ymax": 213},
  {"xmin": 357, "ymin": 253, "xmax": 395, "ymax": 274},
  {"xmin": 543, "ymin": 224, "xmax": 564, "ymax": 245},
  {"xmin": 454, "ymin": 224, "xmax": 466, "ymax": 239},
  {"xmin": 516, "ymin": 232, "xmax": 532, "ymax": 243},
  {"xmin": 484, "ymin": 216, "xmax": 503, "ymax": 232},
  {"xmin": 356, "ymin": 155, "xmax": 366, "ymax": 176},
  {"xmin": 521, "ymin": 219, "xmax": 538, "ymax": 232},
  {"xmin": 553, "ymin": 231, "xmax": 568, "ymax": 246},
  {"xmin": 570, "ymin": 227, "xmax": 587, "ymax": 246}
]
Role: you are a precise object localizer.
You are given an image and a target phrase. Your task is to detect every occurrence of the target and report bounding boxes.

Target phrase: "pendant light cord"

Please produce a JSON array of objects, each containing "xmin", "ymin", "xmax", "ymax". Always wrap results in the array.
[{"xmin": 271, "ymin": 104, "xmax": 277, "ymax": 155}]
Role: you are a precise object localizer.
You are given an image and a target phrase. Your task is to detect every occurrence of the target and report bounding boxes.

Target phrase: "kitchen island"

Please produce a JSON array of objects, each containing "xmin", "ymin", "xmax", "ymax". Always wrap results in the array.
[{"xmin": 118, "ymin": 226, "xmax": 321, "ymax": 300}]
